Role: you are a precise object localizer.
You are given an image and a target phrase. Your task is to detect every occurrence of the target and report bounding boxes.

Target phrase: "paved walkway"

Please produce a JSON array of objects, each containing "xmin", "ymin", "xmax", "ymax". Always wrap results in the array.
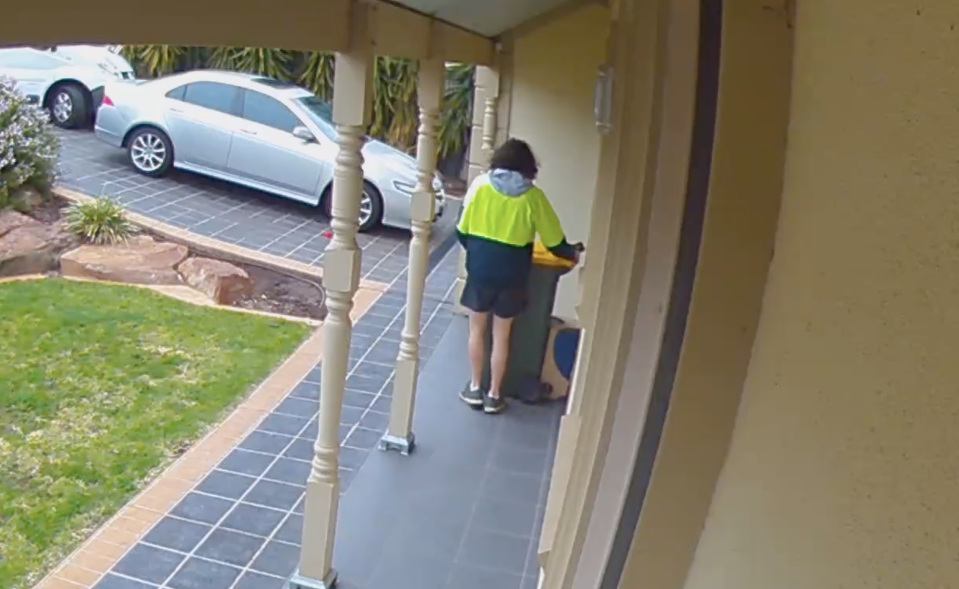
[
  {"xmin": 55, "ymin": 129, "xmax": 461, "ymax": 284},
  {"xmin": 80, "ymin": 251, "xmax": 464, "ymax": 589}
]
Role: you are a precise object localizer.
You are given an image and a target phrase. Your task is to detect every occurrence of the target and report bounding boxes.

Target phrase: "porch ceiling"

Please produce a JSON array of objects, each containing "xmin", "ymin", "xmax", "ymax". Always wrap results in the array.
[{"xmin": 385, "ymin": 0, "xmax": 583, "ymax": 37}]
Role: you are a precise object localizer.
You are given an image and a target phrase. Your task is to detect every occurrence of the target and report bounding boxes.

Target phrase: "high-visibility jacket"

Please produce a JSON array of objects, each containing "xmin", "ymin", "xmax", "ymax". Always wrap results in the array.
[{"xmin": 457, "ymin": 171, "xmax": 576, "ymax": 288}]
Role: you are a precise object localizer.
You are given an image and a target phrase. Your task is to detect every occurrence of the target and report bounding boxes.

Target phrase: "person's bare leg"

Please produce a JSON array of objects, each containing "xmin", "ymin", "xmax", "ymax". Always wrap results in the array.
[
  {"xmin": 468, "ymin": 311, "xmax": 489, "ymax": 389},
  {"xmin": 489, "ymin": 315, "xmax": 515, "ymax": 401},
  {"xmin": 461, "ymin": 311, "xmax": 489, "ymax": 407}
]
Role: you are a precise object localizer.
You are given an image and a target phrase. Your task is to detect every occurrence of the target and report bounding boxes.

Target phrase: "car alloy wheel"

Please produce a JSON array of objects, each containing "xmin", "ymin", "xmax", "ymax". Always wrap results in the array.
[
  {"xmin": 52, "ymin": 91, "xmax": 73, "ymax": 124},
  {"xmin": 359, "ymin": 189, "xmax": 374, "ymax": 228},
  {"xmin": 130, "ymin": 132, "xmax": 168, "ymax": 174}
]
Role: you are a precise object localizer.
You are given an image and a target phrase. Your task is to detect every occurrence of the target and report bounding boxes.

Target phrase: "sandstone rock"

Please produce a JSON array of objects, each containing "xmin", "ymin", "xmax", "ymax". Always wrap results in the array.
[
  {"xmin": 178, "ymin": 257, "xmax": 254, "ymax": 305},
  {"xmin": 0, "ymin": 210, "xmax": 40, "ymax": 239},
  {"xmin": 0, "ymin": 224, "xmax": 57, "ymax": 276},
  {"xmin": 14, "ymin": 187, "xmax": 45, "ymax": 209},
  {"xmin": 61, "ymin": 235, "xmax": 188, "ymax": 285}
]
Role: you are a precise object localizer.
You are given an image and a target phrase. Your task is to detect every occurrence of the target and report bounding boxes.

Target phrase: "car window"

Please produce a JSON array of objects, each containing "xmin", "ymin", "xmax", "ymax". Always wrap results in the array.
[
  {"xmin": 182, "ymin": 82, "xmax": 239, "ymax": 115},
  {"xmin": 165, "ymin": 85, "xmax": 186, "ymax": 101},
  {"xmin": 241, "ymin": 90, "xmax": 301, "ymax": 133},
  {"xmin": 0, "ymin": 49, "xmax": 63, "ymax": 70}
]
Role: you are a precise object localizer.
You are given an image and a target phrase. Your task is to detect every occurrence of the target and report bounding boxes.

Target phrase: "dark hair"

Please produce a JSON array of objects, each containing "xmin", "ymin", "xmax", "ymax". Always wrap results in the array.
[{"xmin": 490, "ymin": 138, "xmax": 539, "ymax": 180}]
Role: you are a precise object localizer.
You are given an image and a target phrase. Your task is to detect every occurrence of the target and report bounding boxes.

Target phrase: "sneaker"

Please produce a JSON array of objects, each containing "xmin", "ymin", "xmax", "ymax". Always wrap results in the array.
[
  {"xmin": 484, "ymin": 394, "xmax": 507, "ymax": 414},
  {"xmin": 460, "ymin": 385, "xmax": 485, "ymax": 408}
]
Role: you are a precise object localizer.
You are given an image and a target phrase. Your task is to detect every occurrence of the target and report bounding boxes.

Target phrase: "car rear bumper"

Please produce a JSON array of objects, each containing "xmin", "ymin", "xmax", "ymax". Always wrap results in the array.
[{"xmin": 93, "ymin": 107, "xmax": 125, "ymax": 148}]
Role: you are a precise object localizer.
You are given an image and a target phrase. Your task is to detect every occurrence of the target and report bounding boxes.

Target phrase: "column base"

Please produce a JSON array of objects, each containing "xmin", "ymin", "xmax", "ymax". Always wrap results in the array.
[
  {"xmin": 288, "ymin": 568, "xmax": 337, "ymax": 589},
  {"xmin": 378, "ymin": 432, "xmax": 416, "ymax": 455}
]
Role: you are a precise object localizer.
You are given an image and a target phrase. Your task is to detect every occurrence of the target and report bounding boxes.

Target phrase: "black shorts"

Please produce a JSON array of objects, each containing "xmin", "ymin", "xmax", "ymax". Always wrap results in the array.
[{"xmin": 460, "ymin": 279, "xmax": 527, "ymax": 319}]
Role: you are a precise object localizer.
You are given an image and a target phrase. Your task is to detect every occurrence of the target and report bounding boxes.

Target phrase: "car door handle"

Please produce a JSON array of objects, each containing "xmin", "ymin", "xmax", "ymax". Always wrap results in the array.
[
  {"xmin": 169, "ymin": 107, "xmax": 183, "ymax": 114},
  {"xmin": 239, "ymin": 128, "xmax": 258, "ymax": 136}
]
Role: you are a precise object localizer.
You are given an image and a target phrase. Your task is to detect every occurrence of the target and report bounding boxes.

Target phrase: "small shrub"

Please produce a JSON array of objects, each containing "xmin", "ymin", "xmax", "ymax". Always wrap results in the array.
[
  {"xmin": 0, "ymin": 77, "xmax": 60, "ymax": 209},
  {"xmin": 65, "ymin": 198, "xmax": 138, "ymax": 245}
]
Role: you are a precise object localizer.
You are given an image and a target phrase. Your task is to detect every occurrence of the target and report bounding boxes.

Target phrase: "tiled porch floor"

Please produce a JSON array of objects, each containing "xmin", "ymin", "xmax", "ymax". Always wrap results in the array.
[{"xmin": 88, "ymin": 249, "xmax": 563, "ymax": 589}]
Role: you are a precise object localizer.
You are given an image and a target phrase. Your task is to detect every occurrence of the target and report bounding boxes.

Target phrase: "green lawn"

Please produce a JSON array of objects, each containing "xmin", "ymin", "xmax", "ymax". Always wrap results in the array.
[{"xmin": 0, "ymin": 279, "xmax": 311, "ymax": 589}]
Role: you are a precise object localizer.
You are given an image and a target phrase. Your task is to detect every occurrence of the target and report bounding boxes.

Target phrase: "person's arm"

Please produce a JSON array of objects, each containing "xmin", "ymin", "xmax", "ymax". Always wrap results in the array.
[
  {"xmin": 456, "ymin": 176, "xmax": 481, "ymax": 246},
  {"xmin": 531, "ymin": 190, "xmax": 578, "ymax": 261}
]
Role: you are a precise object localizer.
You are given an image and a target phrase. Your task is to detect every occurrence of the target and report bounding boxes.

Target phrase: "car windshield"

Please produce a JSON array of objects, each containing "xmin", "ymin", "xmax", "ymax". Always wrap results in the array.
[{"xmin": 294, "ymin": 96, "xmax": 338, "ymax": 141}]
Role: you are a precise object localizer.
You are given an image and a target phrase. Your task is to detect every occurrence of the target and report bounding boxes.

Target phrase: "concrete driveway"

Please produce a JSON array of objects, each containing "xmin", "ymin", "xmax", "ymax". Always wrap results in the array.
[{"xmin": 55, "ymin": 129, "xmax": 461, "ymax": 283}]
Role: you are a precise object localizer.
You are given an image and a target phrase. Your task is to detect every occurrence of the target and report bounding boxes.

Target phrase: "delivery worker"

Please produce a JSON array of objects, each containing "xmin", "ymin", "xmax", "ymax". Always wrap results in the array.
[{"xmin": 456, "ymin": 138, "xmax": 580, "ymax": 414}]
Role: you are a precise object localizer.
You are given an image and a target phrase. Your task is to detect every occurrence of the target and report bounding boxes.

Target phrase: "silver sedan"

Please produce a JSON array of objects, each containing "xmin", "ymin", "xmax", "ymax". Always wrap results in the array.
[{"xmin": 94, "ymin": 70, "xmax": 445, "ymax": 231}]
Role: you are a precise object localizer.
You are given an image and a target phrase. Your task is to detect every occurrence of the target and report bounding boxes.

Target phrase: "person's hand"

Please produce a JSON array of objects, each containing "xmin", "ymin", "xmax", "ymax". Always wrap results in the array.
[{"xmin": 572, "ymin": 242, "xmax": 585, "ymax": 264}]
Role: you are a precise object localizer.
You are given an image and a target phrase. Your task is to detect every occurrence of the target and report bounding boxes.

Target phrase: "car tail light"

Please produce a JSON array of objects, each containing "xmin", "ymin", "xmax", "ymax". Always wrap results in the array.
[{"xmin": 102, "ymin": 95, "xmax": 114, "ymax": 107}]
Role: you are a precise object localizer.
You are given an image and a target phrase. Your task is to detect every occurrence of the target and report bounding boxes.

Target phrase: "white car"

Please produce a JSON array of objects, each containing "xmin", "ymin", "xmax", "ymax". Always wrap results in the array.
[{"xmin": 0, "ymin": 45, "xmax": 135, "ymax": 129}]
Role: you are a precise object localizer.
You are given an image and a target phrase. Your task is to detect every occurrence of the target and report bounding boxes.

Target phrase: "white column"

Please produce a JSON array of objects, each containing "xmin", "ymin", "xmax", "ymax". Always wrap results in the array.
[
  {"xmin": 291, "ymin": 10, "xmax": 373, "ymax": 589},
  {"xmin": 454, "ymin": 65, "xmax": 499, "ymax": 315},
  {"xmin": 380, "ymin": 57, "xmax": 445, "ymax": 455}
]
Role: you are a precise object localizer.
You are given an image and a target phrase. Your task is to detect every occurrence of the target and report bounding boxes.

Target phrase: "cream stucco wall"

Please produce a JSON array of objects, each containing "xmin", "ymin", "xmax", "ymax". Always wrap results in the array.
[
  {"xmin": 685, "ymin": 0, "xmax": 959, "ymax": 587},
  {"xmin": 506, "ymin": 3, "xmax": 609, "ymax": 321}
]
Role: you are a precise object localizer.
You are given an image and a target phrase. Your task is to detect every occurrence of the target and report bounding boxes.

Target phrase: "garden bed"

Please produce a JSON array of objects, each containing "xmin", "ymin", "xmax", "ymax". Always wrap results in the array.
[
  {"xmin": 0, "ymin": 278, "xmax": 310, "ymax": 589},
  {"xmin": 1, "ymin": 197, "xmax": 327, "ymax": 321}
]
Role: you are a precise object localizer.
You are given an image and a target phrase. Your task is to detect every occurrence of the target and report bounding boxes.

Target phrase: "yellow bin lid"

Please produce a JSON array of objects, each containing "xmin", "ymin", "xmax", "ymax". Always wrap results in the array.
[{"xmin": 533, "ymin": 241, "xmax": 576, "ymax": 270}]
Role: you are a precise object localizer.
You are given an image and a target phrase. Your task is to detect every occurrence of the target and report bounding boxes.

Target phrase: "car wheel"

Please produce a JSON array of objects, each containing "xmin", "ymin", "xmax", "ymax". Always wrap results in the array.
[
  {"xmin": 127, "ymin": 127, "xmax": 173, "ymax": 177},
  {"xmin": 322, "ymin": 182, "xmax": 385, "ymax": 232},
  {"xmin": 48, "ymin": 84, "xmax": 88, "ymax": 129}
]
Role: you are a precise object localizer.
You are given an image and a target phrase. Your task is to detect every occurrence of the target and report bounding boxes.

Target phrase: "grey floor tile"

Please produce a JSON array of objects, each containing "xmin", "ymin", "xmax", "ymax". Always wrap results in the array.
[
  {"xmin": 481, "ymin": 469, "xmax": 542, "ymax": 507},
  {"xmin": 472, "ymin": 497, "xmax": 538, "ymax": 539},
  {"xmin": 197, "ymin": 470, "xmax": 257, "ymax": 500},
  {"xmin": 345, "ymin": 427, "xmax": 383, "ymax": 450},
  {"xmin": 457, "ymin": 528, "xmax": 530, "ymax": 576},
  {"xmin": 235, "ymin": 571, "xmax": 287, "ymax": 589},
  {"xmin": 447, "ymin": 564, "xmax": 525, "ymax": 589},
  {"xmin": 387, "ymin": 512, "xmax": 466, "ymax": 561},
  {"xmin": 166, "ymin": 557, "xmax": 242, "ymax": 589},
  {"xmin": 290, "ymin": 381, "xmax": 320, "ymax": 400},
  {"xmin": 346, "ymin": 373, "xmax": 389, "ymax": 393},
  {"xmin": 258, "ymin": 414, "xmax": 310, "ymax": 436},
  {"xmin": 343, "ymin": 390, "xmax": 377, "ymax": 410},
  {"xmin": 171, "ymin": 493, "xmax": 235, "ymax": 525},
  {"xmin": 275, "ymin": 513, "xmax": 304, "ymax": 545},
  {"xmin": 274, "ymin": 397, "xmax": 318, "ymax": 418},
  {"xmin": 142, "ymin": 516, "xmax": 212, "ymax": 553},
  {"xmin": 250, "ymin": 541, "xmax": 300, "ymax": 577},
  {"xmin": 219, "ymin": 449, "xmax": 275, "ymax": 477},
  {"xmin": 490, "ymin": 448, "xmax": 550, "ymax": 477},
  {"xmin": 359, "ymin": 410, "xmax": 390, "ymax": 431},
  {"xmin": 340, "ymin": 406, "xmax": 365, "ymax": 427},
  {"xmin": 339, "ymin": 446, "xmax": 370, "ymax": 470},
  {"xmin": 221, "ymin": 503, "xmax": 286, "ymax": 537},
  {"xmin": 283, "ymin": 438, "xmax": 315, "ymax": 461},
  {"xmin": 93, "ymin": 574, "xmax": 155, "ymax": 589},
  {"xmin": 195, "ymin": 529, "xmax": 265, "ymax": 567},
  {"xmin": 264, "ymin": 457, "xmax": 311, "ymax": 486},
  {"xmin": 240, "ymin": 431, "xmax": 295, "ymax": 455},
  {"xmin": 113, "ymin": 543, "xmax": 185, "ymax": 584},
  {"xmin": 371, "ymin": 396, "xmax": 392, "ymax": 413},
  {"xmin": 369, "ymin": 548, "xmax": 453, "ymax": 589},
  {"xmin": 244, "ymin": 480, "xmax": 304, "ymax": 510}
]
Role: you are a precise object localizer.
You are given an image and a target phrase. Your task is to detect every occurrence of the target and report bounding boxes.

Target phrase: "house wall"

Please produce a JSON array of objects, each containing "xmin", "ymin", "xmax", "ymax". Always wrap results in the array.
[
  {"xmin": 685, "ymin": 0, "xmax": 959, "ymax": 587},
  {"xmin": 506, "ymin": 3, "xmax": 610, "ymax": 321}
]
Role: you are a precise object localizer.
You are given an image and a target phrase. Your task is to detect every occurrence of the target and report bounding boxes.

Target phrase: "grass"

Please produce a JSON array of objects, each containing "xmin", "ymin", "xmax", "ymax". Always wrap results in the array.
[{"xmin": 0, "ymin": 279, "xmax": 311, "ymax": 589}]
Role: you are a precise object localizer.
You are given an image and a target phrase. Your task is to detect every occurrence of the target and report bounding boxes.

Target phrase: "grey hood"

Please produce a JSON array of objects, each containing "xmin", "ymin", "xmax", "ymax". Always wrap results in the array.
[{"xmin": 490, "ymin": 169, "xmax": 533, "ymax": 197}]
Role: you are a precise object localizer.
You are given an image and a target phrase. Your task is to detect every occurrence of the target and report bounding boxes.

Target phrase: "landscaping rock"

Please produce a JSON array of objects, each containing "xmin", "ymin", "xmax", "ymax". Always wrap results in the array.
[
  {"xmin": 61, "ymin": 235, "xmax": 189, "ymax": 285},
  {"xmin": 0, "ymin": 210, "xmax": 40, "ymax": 239},
  {"xmin": 0, "ymin": 224, "xmax": 58, "ymax": 276},
  {"xmin": 178, "ymin": 257, "xmax": 254, "ymax": 305},
  {"xmin": 14, "ymin": 187, "xmax": 45, "ymax": 209}
]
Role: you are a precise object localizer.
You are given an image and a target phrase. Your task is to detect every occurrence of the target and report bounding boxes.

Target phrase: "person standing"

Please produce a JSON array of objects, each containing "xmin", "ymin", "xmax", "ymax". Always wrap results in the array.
[{"xmin": 456, "ymin": 139, "xmax": 580, "ymax": 414}]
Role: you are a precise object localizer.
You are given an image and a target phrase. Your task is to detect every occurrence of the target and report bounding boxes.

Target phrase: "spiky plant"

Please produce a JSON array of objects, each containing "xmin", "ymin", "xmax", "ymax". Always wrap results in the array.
[
  {"xmin": 439, "ymin": 63, "xmax": 475, "ymax": 159},
  {"xmin": 65, "ymin": 199, "xmax": 138, "ymax": 245},
  {"xmin": 234, "ymin": 47, "xmax": 293, "ymax": 80},
  {"xmin": 299, "ymin": 52, "xmax": 335, "ymax": 100},
  {"xmin": 125, "ymin": 45, "xmax": 185, "ymax": 78},
  {"xmin": 207, "ymin": 46, "xmax": 239, "ymax": 71}
]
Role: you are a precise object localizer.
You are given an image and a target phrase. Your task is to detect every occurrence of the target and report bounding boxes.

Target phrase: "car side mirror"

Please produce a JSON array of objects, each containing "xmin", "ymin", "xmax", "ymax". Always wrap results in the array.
[{"xmin": 292, "ymin": 126, "xmax": 316, "ymax": 143}]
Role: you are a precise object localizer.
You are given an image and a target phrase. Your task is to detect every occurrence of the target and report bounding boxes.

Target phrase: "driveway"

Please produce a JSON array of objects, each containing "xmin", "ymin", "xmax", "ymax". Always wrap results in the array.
[{"xmin": 55, "ymin": 129, "xmax": 462, "ymax": 284}]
